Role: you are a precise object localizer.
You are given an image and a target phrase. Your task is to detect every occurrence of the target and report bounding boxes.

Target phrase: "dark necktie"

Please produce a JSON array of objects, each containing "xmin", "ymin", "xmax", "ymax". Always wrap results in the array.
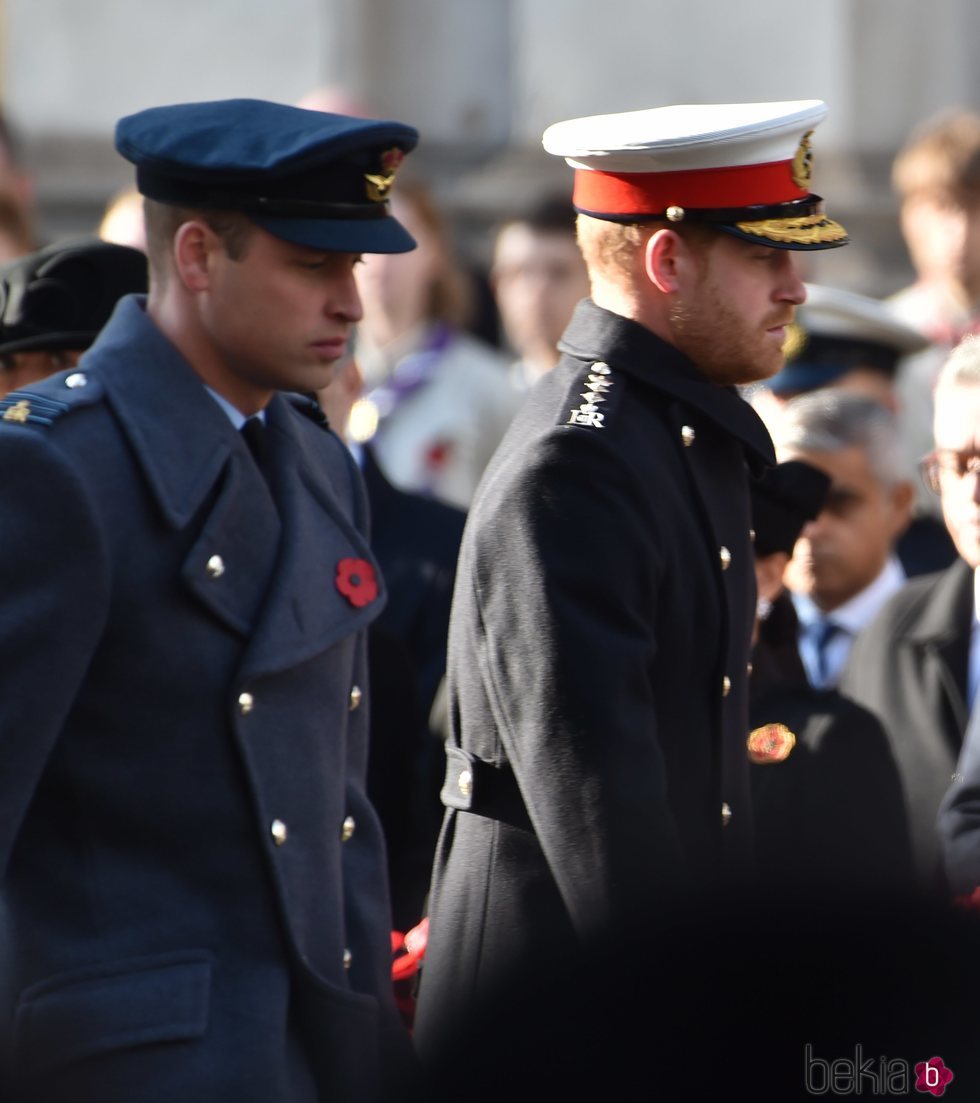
[
  {"xmin": 812, "ymin": 618, "xmax": 842, "ymax": 687},
  {"xmin": 241, "ymin": 416, "xmax": 272, "ymax": 487}
]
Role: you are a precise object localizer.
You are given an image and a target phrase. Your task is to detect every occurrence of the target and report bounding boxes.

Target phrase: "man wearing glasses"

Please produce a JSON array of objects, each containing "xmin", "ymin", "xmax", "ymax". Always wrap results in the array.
[{"xmin": 840, "ymin": 334, "xmax": 980, "ymax": 888}]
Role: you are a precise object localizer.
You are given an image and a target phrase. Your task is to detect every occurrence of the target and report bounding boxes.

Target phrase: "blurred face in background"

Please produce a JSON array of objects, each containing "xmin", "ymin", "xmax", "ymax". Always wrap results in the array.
[
  {"xmin": 901, "ymin": 190, "xmax": 980, "ymax": 305},
  {"xmin": 782, "ymin": 444, "xmax": 913, "ymax": 611},
  {"xmin": 932, "ymin": 381, "xmax": 980, "ymax": 568},
  {"xmin": 491, "ymin": 222, "xmax": 589, "ymax": 377},
  {"xmin": 355, "ymin": 191, "xmax": 443, "ymax": 346}
]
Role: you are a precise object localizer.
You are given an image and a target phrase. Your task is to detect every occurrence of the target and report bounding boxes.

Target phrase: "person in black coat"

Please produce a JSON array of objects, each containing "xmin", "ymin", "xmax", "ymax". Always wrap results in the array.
[
  {"xmin": 0, "ymin": 238, "xmax": 147, "ymax": 396},
  {"xmin": 414, "ymin": 99, "xmax": 851, "ymax": 1055},
  {"xmin": 748, "ymin": 461, "xmax": 914, "ymax": 893},
  {"xmin": 0, "ymin": 100, "xmax": 420, "ymax": 1103}
]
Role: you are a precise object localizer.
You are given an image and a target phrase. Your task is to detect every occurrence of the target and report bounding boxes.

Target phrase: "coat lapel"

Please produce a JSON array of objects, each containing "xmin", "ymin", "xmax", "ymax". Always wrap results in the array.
[{"xmin": 241, "ymin": 397, "xmax": 385, "ymax": 678}]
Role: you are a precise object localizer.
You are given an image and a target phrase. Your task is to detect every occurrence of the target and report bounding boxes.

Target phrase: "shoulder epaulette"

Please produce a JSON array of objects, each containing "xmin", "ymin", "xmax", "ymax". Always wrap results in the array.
[
  {"xmin": 0, "ymin": 370, "xmax": 105, "ymax": 429},
  {"xmin": 562, "ymin": 360, "xmax": 623, "ymax": 432},
  {"xmin": 286, "ymin": 391, "xmax": 329, "ymax": 428}
]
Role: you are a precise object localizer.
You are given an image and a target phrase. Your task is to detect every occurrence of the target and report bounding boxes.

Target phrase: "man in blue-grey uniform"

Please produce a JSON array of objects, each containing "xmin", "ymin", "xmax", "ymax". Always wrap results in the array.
[
  {"xmin": 414, "ymin": 100, "xmax": 850, "ymax": 1055},
  {"xmin": 0, "ymin": 99, "xmax": 417, "ymax": 1102}
]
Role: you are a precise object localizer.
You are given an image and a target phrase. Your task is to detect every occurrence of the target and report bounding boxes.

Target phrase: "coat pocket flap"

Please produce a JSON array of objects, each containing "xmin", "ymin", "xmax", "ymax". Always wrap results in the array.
[{"xmin": 15, "ymin": 950, "xmax": 213, "ymax": 1073}]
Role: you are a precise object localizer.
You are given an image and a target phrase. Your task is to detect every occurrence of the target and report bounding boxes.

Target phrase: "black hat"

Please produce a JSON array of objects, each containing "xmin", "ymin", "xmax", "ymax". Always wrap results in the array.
[
  {"xmin": 0, "ymin": 239, "xmax": 148, "ymax": 357},
  {"xmin": 115, "ymin": 99, "xmax": 419, "ymax": 255},
  {"xmin": 751, "ymin": 460, "xmax": 832, "ymax": 557},
  {"xmin": 768, "ymin": 284, "xmax": 930, "ymax": 395}
]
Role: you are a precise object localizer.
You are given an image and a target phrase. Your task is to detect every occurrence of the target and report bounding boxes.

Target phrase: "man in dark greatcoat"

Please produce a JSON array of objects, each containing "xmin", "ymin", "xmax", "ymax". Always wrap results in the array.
[
  {"xmin": 0, "ymin": 99, "xmax": 419, "ymax": 1102},
  {"xmin": 414, "ymin": 99, "xmax": 850, "ymax": 1054}
]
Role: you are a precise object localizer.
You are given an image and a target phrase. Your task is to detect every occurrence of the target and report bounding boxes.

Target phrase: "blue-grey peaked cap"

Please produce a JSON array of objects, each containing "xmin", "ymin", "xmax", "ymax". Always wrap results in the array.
[{"xmin": 115, "ymin": 98, "xmax": 419, "ymax": 254}]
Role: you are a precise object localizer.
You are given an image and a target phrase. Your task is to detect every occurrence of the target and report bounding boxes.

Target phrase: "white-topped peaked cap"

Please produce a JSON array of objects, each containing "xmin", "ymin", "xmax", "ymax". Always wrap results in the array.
[
  {"xmin": 542, "ymin": 100, "xmax": 848, "ymax": 250},
  {"xmin": 770, "ymin": 283, "xmax": 929, "ymax": 394}
]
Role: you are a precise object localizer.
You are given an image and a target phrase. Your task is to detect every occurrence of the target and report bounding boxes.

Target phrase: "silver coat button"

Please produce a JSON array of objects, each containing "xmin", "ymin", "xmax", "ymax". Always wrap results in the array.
[
  {"xmin": 341, "ymin": 815, "xmax": 356, "ymax": 842},
  {"xmin": 271, "ymin": 819, "xmax": 288, "ymax": 846},
  {"xmin": 65, "ymin": 372, "xmax": 88, "ymax": 389},
  {"xmin": 238, "ymin": 692, "xmax": 254, "ymax": 715},
  {"xmin": 721, "ymin": 802, "xmax": 732, "ymax": 827},
  {"xmin": 681, "ymin": 425, "xmax": 696, "ymax": 447},
  {"xmin": 719, "ymin": 546, "xmax": 732, "ymax": 570},
  {"xmin": 343, "ymin": 948, "xmax": 353, "ymax": 970},
  {"xmin": 206, "ymin": 554, "xmax": 225, "ymax": 579},
  {"xmin": 349, "ymin": 685, "xmax": 362, "ymax": 711}
]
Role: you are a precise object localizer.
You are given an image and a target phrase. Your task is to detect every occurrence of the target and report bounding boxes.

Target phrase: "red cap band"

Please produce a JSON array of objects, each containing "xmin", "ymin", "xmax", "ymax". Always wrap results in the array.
[{"xmin": 572, "ymin": 159, "xmax": 807, "ymax": 216}]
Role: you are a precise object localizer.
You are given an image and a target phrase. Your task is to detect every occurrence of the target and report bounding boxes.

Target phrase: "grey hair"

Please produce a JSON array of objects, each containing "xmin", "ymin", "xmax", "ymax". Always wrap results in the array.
[
  {"xmin": 936, "ymin": 333, "xmax": 980, "ymax": 391},
  {"xmin": 771, "ymin": 389, "xmax": 908, "ymax": 487}
]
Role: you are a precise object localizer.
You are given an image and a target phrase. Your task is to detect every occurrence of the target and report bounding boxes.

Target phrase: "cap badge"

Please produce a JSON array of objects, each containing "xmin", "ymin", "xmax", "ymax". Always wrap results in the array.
[
  {"xmin": 365, "ymin": 147, "xmax": 405, "ymax": 203},
  {"xmin": 747, "ymin": 722, "xmax": 797, "ymax": 764},
  {"xmin": 791, "ymin": 130, "xmax": 814, "ymax": 191}
]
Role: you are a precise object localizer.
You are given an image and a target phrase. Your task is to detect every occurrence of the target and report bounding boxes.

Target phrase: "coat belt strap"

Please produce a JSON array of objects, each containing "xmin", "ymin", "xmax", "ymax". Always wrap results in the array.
[{"xmin": 440, "ymin": 746, "xmax": 532, "ymax": 832}]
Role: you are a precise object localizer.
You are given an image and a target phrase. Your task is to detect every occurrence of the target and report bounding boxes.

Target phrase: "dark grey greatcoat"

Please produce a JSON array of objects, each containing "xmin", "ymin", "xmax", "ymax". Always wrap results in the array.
[
  {"xmin": 414, "ymin": 299, "xmax": 775, "ymax": 1048},
  {"xmin": 839, "ymin": 557, "xmax": 973, "ymax": 886},
  {"xmin": 0, "ymin": 297, "xmax": 407, "ymax": 1102}
]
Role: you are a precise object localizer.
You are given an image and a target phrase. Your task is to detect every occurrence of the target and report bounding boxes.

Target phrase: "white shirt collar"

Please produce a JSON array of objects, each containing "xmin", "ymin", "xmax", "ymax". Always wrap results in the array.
[
  {"xmin": 792, "ymin": 555, "xmax": 906, "ymax": 634},
  {"xmin": 204, "ymin": 385, "xmax": 266, "ymax": 430}
]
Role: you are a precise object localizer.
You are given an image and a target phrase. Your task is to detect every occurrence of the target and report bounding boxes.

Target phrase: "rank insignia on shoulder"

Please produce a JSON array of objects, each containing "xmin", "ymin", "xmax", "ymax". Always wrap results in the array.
[
  {"xmin": 0, "ymin": 373, "xmax": 104, "ymax": 429},
  {"xmin": 2, "ymin": 399, "xmax": 31, "ymax": 423},
  {"xmin": 567, "ymin": 361, "xmax": 615, "ymax": 429},
  {"xmin": 747, "ymin": 723, "xmax": 796, "ymax": 764}
]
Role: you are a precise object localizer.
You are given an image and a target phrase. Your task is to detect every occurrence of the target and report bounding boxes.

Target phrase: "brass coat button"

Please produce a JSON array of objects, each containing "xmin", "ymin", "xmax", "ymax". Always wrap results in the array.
[
  {"xmin": 349, "ymin": 685, "xmax": 362, "ymax": 711},
  {"xmin": 722, "ymin": 676, "xmax": 731, "ymax": 697},
  {"xmin": 719, "ymin": 546, "xmax": 731, "ymax": 570},
  {"xmin": 721, "ymin": 802, "xmax": 732, "ymax": 827},
  {"xmin": 271, "ymin": 819, "xmax": 288, "ymax": 846},
  {"xmin": 238, "ymin": 692, "xmax": 254, "ymax": 715},
  {"xmin": 343, "ymin": 948, "xmax": 353, "ymax": 970},
  {"xmin": 681, "ymin": 425, "xmax": 696, "ymax": 447},
  {"xmin": 206, "ymin": 554, "xmax": 225, "ymax": 579},
  {"xmin": 458, "ymin": 769, "xmax": 473, "ymax": 798},
  {"xmin": 341, "ymin": 815, "xmax": 356, "ymax": 842}
]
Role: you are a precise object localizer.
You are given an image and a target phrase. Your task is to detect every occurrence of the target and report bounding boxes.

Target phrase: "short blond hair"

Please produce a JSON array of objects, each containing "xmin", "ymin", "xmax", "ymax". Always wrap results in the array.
[
  {"xmin": 576, "ymin": 214, "xmax": 717, "ymax": 286},
  {"xmin": 575, "ymin": 215, "xmax": 647, "ymax": 282}
]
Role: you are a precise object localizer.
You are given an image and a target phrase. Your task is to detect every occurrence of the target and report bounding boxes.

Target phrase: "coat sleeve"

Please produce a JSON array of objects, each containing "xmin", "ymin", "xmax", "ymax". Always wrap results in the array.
[
  {"xmin": 0, "ymin": 429, "xmax": 109, "ymax": 873},
  {"xmin": 464, "ymin": 429, "xmax": 686, "ymax": 937},
  {"xmin": 938, "ymin": 704, "xmax": 980, "ymax": 894}
]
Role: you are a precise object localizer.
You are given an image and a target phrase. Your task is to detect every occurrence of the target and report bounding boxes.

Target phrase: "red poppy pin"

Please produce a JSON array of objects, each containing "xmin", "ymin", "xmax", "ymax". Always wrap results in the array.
[
  {"xmin": 747, "ymin": 723, "xmax": 796, "ymax": 765},
  {"xmin": 336, "ymin": 557, "xmax": 378, "ymax": 608}
]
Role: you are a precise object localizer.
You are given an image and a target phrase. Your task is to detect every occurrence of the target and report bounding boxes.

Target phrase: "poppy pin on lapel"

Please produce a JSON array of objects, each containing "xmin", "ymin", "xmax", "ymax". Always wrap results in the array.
[
  {"xmin": 336, "ymin": 557, "xmax": 378, "ymax": 608},
  {"xmin": 747, "ymin": 723, "xmax": 796, "ymax": 764}
]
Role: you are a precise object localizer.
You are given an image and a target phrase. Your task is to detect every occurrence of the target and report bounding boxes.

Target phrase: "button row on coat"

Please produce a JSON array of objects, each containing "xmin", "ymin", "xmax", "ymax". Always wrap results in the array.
[{"xmin": 238, "ymin": 687, "xmax": 360, "ymax": 716}]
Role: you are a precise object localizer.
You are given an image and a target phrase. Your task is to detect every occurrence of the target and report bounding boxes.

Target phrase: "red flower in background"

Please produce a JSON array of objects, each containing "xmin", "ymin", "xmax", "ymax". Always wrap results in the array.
[{"xmin": 336, "ymin": 558, "xmax": 378, "ymax": 608}]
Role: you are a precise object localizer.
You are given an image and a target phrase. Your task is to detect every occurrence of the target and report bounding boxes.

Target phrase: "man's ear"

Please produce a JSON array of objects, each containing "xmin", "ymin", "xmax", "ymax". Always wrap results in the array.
[
  {"xmin": 888, "ymin": 478, "xmax": 917, "ymax": 539},
  {"xmin": 644, "ymin": 228, "xmax": 683, "ymax": 293},
  {"xmin": 172, "ymin": 220, "xmax": 217, "ymax": 293}
]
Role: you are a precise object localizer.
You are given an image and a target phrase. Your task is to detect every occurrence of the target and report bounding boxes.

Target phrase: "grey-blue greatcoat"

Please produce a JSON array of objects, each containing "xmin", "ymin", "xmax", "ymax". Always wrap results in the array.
[
  {"xmin": 414, "ymin": 299, "xmax": 775, "ymax": 1050},
  {"xmin": 0, "ymin": 297, "xmax": 406, "ymax": 1101}
]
